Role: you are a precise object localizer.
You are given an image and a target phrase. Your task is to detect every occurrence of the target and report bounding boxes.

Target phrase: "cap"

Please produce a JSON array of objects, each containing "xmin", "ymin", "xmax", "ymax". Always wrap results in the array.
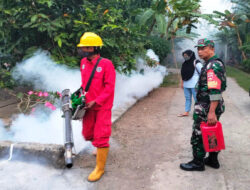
[{"xmin": 195, "ymin": 38, "xmax": 215, "ymax": 48}]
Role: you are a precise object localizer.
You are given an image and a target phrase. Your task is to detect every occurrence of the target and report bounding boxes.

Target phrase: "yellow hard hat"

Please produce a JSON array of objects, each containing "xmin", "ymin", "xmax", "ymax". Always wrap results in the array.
[{"xmin": 77, "ymin": 32, "xmax": 103, "ymax": 47}]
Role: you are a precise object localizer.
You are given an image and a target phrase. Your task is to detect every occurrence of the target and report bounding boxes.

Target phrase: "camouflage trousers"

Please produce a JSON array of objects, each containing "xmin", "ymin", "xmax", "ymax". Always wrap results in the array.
[{"xmin": 191, "ymin": 100, "xmax": 225, "ymax": 160}]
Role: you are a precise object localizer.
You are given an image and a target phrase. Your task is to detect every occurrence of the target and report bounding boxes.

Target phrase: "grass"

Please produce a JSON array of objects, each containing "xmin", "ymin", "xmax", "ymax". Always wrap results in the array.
[
  {"xmin": 161, "ymin": 73, "xmax": 180, "ymax": 87},
  {"xmin": 226, "ymin": 66, "xmax": 250, "ymax": 92}
]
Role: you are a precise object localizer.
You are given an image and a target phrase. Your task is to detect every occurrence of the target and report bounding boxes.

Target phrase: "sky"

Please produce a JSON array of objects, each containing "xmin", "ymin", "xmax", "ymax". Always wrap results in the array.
[{"xmin": 200, "ymin": 0, "xmax": 232, "ymax": 14}]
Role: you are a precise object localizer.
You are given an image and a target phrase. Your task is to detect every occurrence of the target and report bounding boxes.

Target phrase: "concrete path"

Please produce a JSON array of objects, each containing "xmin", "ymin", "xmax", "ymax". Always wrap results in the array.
[
  {"xmin": 96, "ymin": 77, "xmax": 250, "ymax": 190},
  {"xmin": 150, "ymin": 77, "xmax": 250, "ymax": 190},
  {"xmin": 0, "ymin": 77, "xmax": 249, "ymax": 190}
]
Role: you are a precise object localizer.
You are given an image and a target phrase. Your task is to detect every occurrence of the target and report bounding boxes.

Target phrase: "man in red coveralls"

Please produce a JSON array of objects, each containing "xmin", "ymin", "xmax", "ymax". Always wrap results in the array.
[{"xmin": 77, "ymin": 32, "xmax": 116, "ymax": 182}]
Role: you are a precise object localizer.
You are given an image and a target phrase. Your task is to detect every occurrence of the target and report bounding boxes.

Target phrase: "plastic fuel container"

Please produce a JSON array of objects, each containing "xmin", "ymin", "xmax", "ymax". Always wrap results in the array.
[{"xmin": 200, "ymin": 121, "xmax": 225, "ymax": 152}]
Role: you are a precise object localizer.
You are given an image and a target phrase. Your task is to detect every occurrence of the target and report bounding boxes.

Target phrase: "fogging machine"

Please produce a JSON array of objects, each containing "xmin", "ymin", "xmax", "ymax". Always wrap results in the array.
[
  {"xmin": 60, "ymin": 57, "xmax": 102, "ymax": 168},
  {"xmin": 61, "ymin": 89, "xmax": 86, "ymax": 168}
]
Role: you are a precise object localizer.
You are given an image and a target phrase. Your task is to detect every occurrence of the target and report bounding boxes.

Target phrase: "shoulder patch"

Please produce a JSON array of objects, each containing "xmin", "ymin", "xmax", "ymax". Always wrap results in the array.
[
  {"xmin": 207, "ymin": 69, "xmax": 221, "ymax": 90},
  {"xmin": 96, "ymin": 66, "xmax": 102, "ymax": 72},
  {"xmin": 82, "ymin": 64, "xmax": 85, "ymax": 70}
]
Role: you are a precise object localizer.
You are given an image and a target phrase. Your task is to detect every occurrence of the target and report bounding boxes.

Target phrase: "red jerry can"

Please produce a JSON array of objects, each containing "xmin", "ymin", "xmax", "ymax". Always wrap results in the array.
[{"xmin": 200, "ymin": 121, "xmax": 225, "ymax": 152}]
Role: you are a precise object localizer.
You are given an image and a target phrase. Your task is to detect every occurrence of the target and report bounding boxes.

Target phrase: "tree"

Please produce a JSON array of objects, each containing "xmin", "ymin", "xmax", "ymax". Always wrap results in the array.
[
  {"xmin": 139, "ymin": 0, "xmax": 201, "ymax": 38},
  {"xmin": 213, "ymin": 9, "xmax": 249, "ymax": 60},
  {"xmin": 138, "ymin": 0, "xmax": 202, "ymax": 68},
  {"xmin": 0, "ymin": 0, "xmax": 149, "ymax": 74},
  {"xmin": 213, "ymin": 0, "xmax": 250, "ymax": 71}
]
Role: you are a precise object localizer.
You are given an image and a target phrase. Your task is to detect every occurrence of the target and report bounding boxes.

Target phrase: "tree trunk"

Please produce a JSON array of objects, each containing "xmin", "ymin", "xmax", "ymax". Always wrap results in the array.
[
  {"xmin": 224, "ymin": 44, "xmax": 228, "ymax": 63},
  {"xmin": 171, "ymin": 36, "xmax": 178, "ymax": 70},
  {"xmin": 166, "ymin": 16, "xmax": 177, "ymax": 39},
  {"xmin": 171, "ymin": 36, "xmax": 181, "ymax": 84},
  {"xmin": 235, "ymin": 27, "xmax": 247, "ymax": 61},
  {"xmin": 147, "ymin": 19, "xmax": 156, "ymax": 35}
]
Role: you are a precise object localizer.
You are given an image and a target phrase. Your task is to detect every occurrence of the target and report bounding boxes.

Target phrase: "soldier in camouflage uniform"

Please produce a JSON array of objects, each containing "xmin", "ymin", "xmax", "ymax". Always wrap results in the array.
[{"xmin": 180, "ymin": 38, "xmax": 227, "ymax": 171}]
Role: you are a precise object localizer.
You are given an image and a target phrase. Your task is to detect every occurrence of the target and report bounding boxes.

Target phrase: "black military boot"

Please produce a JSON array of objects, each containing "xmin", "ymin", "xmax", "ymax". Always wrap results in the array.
[
  {"xmin": 180, "ymin": 158, "xmax": 205, "ymax": 171},
  {"xmin": 204, "ymin": 152, "xmax": 220, "ymax": 169}
]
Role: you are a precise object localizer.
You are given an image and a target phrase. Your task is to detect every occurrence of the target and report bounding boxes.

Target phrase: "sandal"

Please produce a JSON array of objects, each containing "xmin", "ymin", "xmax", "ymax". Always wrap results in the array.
[{"xmin": 177, "ymin": 113, "xmax": 189, "ymax": 117}]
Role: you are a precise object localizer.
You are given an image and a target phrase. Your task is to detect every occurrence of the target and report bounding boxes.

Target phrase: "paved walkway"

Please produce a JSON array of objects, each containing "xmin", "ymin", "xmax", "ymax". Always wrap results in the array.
[
  {"xmin": 0, "ymin": 77, "xmax": 249, "ymax": 190},
  {"xmin": 150, "ymin": 77, "xmax": 250, "ymax": 190}
]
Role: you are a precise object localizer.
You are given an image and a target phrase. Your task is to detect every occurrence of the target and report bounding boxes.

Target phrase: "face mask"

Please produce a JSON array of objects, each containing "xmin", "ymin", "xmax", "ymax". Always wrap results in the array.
[
  {"xmin": 184, "ymin": 56, "xmax": 190, "ymax": 61},
  {"xmin": 77, "ymin": 48, "xmax": 95, "ymax": 58}
]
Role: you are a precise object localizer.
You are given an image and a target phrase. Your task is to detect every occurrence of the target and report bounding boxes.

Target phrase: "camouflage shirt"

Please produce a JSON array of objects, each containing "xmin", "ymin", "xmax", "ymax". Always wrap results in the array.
[{"xmin": 196, "ymin": 55, "xmax": 227, "ymax": 103}]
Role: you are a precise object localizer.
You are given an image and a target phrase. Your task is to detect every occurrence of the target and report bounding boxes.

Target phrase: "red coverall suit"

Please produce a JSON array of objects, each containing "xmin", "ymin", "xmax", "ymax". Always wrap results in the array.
[{"xmin": 80, "ymin": 55, "xmax": 116, "ymax": 148}]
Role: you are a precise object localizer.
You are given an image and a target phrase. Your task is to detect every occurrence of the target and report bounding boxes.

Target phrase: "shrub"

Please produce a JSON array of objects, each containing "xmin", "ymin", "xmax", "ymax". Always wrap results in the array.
[
  {"xmin": 0, "ymin": 0, "xmax": 148, "ymax": 73},
  {"xmin": 144, "ymin": 36, "xmax": 171, "ymax": 64},
  {"xmin": 243, "ymin": 59, "xmax": 250, "ymax": 72},
  {"xmin": 0, "ymin": 68, "xmax": 15, "ymax": 88}
]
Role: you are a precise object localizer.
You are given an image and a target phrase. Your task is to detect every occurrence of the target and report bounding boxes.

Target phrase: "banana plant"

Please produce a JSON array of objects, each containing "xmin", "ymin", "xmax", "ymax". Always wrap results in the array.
[
  {"xmin": 138, "ymin": 0, "xmax": 201, "ymax": 69},
  {"xmin": 139, "ymin": 0, "xmax": 201, "ymax": 38},
  {"xmin": 213, "ymin": 9, "xmax": 249, "ymax": 60},
  {"xmin": 138, "ymin": 0, "xmax": 167, "ymax": 35}
]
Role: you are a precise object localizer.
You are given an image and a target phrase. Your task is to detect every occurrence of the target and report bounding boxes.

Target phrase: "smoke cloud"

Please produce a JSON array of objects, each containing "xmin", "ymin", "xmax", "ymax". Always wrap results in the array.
[
  {"xmin": 0, "ymin": 160, "xmax": 94, "ymax": 190},
  {"xmin": 0, "ymin": 49, "xmax": 166, "ymax": 147},
  {"xmin": 0, "ymin": 120, "xmax": 8, "ymax": 140},
  {"xmin": 0, "ymin": 49, "xmax": 166, "ymax": 189},
  {"xmin": 113, "ymin": 58, "xmax": 166, "ymax": 114},
  {"xmin": 12, "ymin": 50, "xmax": 81, "ymax": 92}
]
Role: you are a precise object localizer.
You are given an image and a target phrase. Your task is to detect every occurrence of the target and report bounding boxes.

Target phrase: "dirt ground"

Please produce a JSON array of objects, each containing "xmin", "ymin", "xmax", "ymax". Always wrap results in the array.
[
  {"xmin": 1, "ymin": 77, "xmax": 250, "ymax": 190},
  {"xmin": 0, "ymin": 88, "xmax": 26, "ymax": 125}
]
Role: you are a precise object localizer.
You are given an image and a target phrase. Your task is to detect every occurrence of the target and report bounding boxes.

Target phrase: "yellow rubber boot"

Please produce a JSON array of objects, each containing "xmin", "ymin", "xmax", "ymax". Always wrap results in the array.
[{"xmin": 88, "ymin": 147, "xmax": 109, "ymax": 182}]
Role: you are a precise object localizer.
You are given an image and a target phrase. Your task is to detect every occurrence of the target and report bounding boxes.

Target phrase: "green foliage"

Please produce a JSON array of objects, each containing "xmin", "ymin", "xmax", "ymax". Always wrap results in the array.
[
  {"xmin": 241, "ymin": 40, "xmax": 250, "ymax": 71},
  {"xmin": 160, "ymin": 73, "xmax": 179, "ymax": 87},
  {"xmin": 0, "ymin": 0, "xmax": 150, "ymax": 73},
  {"xmin": 138, "ymin": 0, "xmax": 202, "ymax": 38},
  {"xmin": 226, "ymin": 66, "xmax": 250, "ymax": 92},
  {"xmin": 213, "ymin": 0, "xmax": 250, "ymax": 71},
  {"xmin": 0, "ymin": 69, "xmax": 16, "ymax": 88},
  {"xmin": 145, "ymin": 36, "xmax": 171, "ymax": 64},
  {"xmin": 214, "ymin": 29, "xmax": 242, "ymax": 62},
  {"xmin": 155, "ymin": 14, "xmax": 167, "ymax": 34},
  {"xmin": 243, "ymin": 59, "xmax": 250, "ymax": 72},
  {"xmin": 191, "ymin": 12, "xmax": 219, "ymax": 25},
  {"xmin": 140, "ymin": 9, "xmax": 155, "ymax": 26}
]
